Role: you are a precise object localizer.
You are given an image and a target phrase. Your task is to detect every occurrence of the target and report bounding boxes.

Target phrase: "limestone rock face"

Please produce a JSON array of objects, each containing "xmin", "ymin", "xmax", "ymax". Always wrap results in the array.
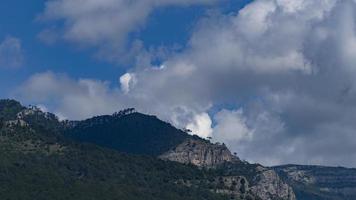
[
  {"xmin": 251, "ymin": 166, "xmax": 296, "ymax": 200},
  {"xmin": 160, "ymin": 138, "xmax": 296, "ymax": 200},
  {"xmin": 159, "ymin": 138, "xmax": 240, "ymax": 168}
]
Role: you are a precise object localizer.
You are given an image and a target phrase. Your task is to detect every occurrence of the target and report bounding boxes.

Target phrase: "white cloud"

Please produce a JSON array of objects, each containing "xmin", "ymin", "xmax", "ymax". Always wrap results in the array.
[
  {"xmin": 213, "ymin": 109, "xmax": 253, "ymax": 143},
  {"xmin": 16, "ymin": 72, "xmax": 123, "ymax": 120},
  {"xmin": 236, "ymin": 0, "xmax": 276, "ymax": 38},
  {"xmin": 276, "ymin": 0, "xmax": 307, "ymax": 13},
  {"xmin": 186, "ymin": 112, "xmax": 213, "ymax": 138},
  {"xmin": 119, "ymin": 73, "xmax": 135, "ymax": 94},
  {"xmin": 0, "ymin": 36, "xmax": 24, "ymax": 68}
]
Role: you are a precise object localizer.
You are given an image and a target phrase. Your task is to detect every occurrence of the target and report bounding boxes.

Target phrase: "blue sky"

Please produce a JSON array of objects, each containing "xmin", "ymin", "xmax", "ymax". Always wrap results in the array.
[{"xmin": 2, "ymin": 0, "xmax": 356, "ymax": 167}]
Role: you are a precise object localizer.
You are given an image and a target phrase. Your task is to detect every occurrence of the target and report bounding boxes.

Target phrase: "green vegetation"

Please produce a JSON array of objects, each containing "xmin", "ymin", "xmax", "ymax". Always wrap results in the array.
[{"xmin": 0, "ymin": 144, "xmax": 230, "ymax": 200}]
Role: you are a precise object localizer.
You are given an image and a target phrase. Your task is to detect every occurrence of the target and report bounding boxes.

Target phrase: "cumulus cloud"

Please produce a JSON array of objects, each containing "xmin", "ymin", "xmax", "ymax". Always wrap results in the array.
[
  {"xmin": 20, "ymin": 0, "xmax": 356, "ymax": 167},
  {"xmin": 213, "ymin": 109, "xmax": 253, "ymax": 143},
  {"xmin": 221, "ymin": 105, "xmax": 288, "ymax": 166},
  {"xmin": 119, "ymin": 73, "xmax": 135, "ymax": 94},
  {"xmin": 186, "ymin": 113, "xmax": 213, "ymax": 138},
  {"xmin": 0, "ymin": 36, "xmax": 24, "ymax": 68}
]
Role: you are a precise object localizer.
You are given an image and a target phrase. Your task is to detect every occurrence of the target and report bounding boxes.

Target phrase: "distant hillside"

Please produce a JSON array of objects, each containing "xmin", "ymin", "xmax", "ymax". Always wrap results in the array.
[{"xmin": 274, "ymin": 165, "xmax": 356, "ymax": 200}]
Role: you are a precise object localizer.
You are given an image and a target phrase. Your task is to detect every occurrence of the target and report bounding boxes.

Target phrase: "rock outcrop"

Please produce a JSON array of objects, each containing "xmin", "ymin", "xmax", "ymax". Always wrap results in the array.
[
  {"xmin": 159, "ymin": 138, "xmax": 240, "ymax": 168},
  {"xmin": 160, "ymin": 138, "xmax": 296, "ymax": 200},
  {"xmin": 251, "ymin": 166, "xmax": 296, "ymax": 200}
]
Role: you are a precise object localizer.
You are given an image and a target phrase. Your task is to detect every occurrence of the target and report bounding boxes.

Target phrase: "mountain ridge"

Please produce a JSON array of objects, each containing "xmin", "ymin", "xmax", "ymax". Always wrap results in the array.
[
  {"xmin": 0, "ymin": 99, "xmax": 234, "ymax": 200},
  {"xmin": 2, "ymin": 99, "xmax": 355, "ymax": 200}
]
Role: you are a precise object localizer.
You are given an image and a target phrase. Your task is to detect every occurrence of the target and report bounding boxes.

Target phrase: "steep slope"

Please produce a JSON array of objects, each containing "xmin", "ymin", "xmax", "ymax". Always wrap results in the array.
[{"xmin": 274, "ymin": 165, "xmax": 356, "ymax": 200}]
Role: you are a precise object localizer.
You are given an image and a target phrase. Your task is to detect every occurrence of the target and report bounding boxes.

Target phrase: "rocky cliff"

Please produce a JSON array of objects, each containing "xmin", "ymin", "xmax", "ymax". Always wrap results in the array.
[
  {"xmin": 251, "ymin": 166, "xmax": 296, "ymax": 200},
  {"xmin": 160, "ymin": 138, "xmax": 296, "ymax": 200},
  {"xmin": 159, "ymin": 139, "xmax": 240, "ymax": 168}
]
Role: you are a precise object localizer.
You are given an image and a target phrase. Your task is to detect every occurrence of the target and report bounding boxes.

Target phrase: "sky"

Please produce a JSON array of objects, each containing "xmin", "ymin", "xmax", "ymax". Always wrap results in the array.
[{"xmin": 1, "ymin": 0, "xmax": 356, "ymax": 167}]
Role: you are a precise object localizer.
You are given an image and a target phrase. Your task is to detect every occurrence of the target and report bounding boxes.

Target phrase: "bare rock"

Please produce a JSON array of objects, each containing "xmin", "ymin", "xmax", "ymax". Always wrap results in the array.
[
  {"xmin": 159, "ymin": 138, "xmax": 240, "ymax": 168},
  {"xmin": 251, "ymin": 167, "xmax": 296, "ymax": 200},
  {"xmin": 159, "ymin": 138, "xmax": 296, "ymax": 200}
]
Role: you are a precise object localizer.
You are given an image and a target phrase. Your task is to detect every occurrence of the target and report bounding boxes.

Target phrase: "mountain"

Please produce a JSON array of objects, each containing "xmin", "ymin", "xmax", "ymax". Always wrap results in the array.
[
  {"xmin": 1, "ymin": 98, "xmax": 354, "ymax": 200},
  {"xmin": 64, "ymin": 106, "xmax": 296, "ymax": 200},
  {"xmin": 274, "ymin": 165, "xmax": 356, "ymax": 200}
]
